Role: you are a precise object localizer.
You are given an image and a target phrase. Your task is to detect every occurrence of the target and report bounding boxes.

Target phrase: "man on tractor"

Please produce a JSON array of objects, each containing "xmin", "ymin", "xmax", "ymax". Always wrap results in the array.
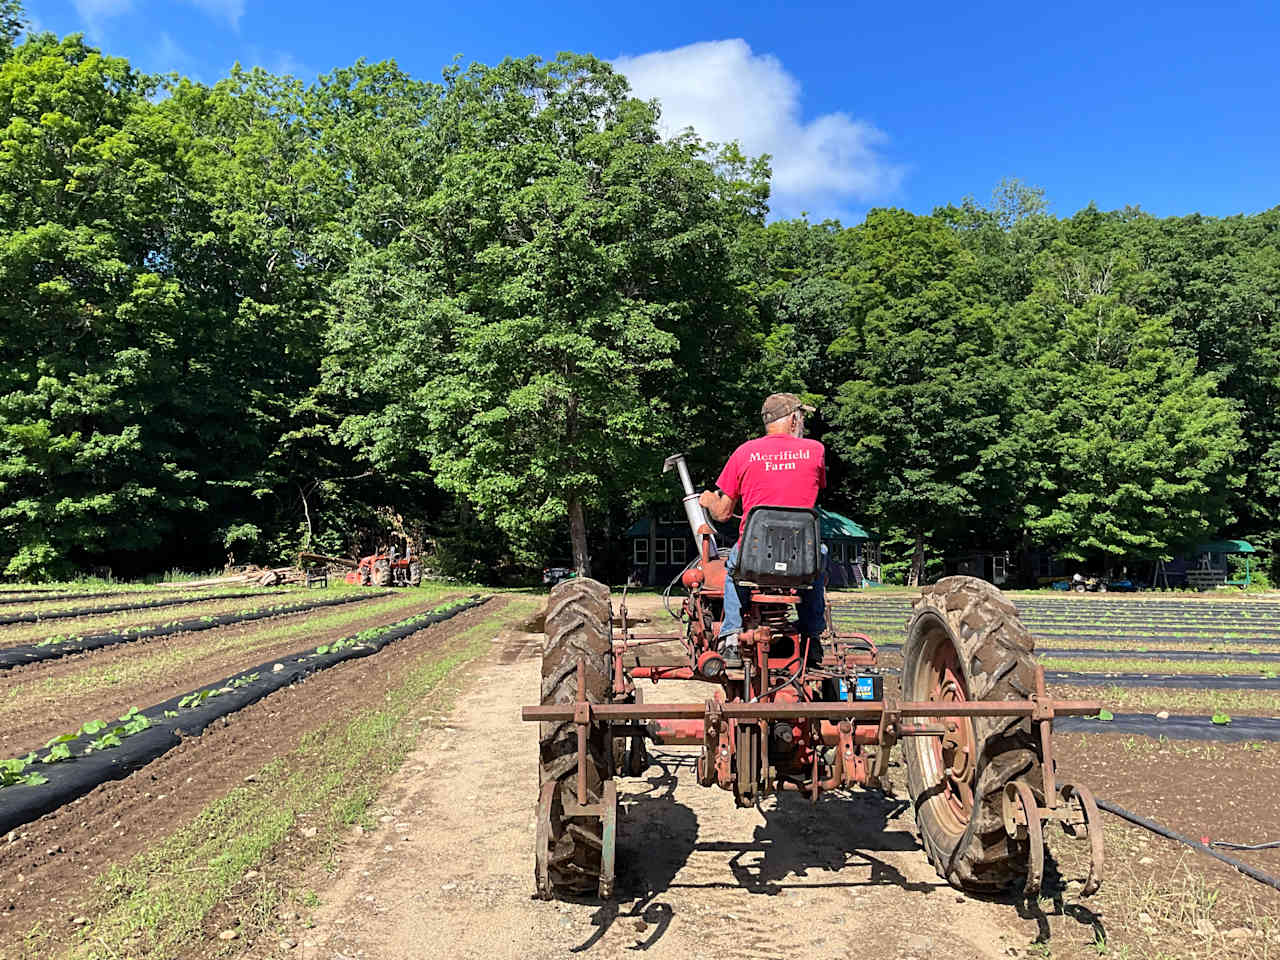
[{"xmin": 698, "ymin": 392, "xmax": 827, "ymax": 667}]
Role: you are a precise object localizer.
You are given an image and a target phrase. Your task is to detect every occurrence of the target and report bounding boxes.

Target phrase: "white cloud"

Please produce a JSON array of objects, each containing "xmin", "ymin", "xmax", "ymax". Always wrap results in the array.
[
  {"xmin": 613, "ymin": 39, "xmax": 902, "ymax": 220},
  {"xmin": 72, "ymin": 0, "xmax": 133, "ymax": 36},
  {"xmin": 181, "ymin": 0, "xmax": 246, "ymax": 30}
]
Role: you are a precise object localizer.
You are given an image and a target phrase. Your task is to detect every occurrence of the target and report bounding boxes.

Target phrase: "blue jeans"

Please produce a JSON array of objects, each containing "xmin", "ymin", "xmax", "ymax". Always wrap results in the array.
[{"xmin": 720, "ymin": 543, "xmax": 827, "ymax": 642}]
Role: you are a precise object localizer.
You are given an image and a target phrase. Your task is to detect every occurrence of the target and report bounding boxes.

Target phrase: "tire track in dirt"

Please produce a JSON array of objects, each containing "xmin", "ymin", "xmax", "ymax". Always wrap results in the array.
[
  {"xmin": 291, "ymin": 629, "xmax": 1024, "ymax": 960},
  {"xmin": 0, "ymin": 599, "xmax": 507, "ymax": 951}
]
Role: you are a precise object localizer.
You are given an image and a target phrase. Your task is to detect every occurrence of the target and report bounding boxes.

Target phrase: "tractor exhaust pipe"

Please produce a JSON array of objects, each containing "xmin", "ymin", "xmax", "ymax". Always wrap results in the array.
[{"xmin": 663, "ymin": 453, "xmax": 719, "ymax": 559}]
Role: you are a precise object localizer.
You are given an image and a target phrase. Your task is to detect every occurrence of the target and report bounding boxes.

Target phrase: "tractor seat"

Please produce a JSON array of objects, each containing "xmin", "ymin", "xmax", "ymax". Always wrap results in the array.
[{"xmin": 732, "ymin": 506, "xmax": 822, "ymax": 589}]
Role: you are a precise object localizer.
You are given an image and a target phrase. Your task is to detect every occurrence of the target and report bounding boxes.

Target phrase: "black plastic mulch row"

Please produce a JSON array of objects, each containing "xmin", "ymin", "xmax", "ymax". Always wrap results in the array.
[
  {"xmin": 0, "ymin": 591, "xmax": 81, "ymax": 606},
  {"xmin": 0, "ymin": 596, "xmax": 488, "ymax": 835},
  {"xmin": 1044, "ymin": 671, "xmax": 1280, "ymax": 691},
  {"xmin": 1056, "ymin": 713, "xmax": 1280, "ymax": 742},
  {"xmin": 0, "ymin": 591, "xmax": 393, "ymax": 670},
  {"xmin": 0, "ymin": 589, "xmax": 290, "ymax": 627},
  {"xmin": 833, "ymin": 609, "xmax": 1280, "ymax": 626},
  {"xmin": 845, "ymin": 624, "xmax": 1280, "ymax": 644},
  {"xmin": 833, "ymin": 603, "xmax": 1280, "ymax": 616},
  {"xmin": 874, "ymin": 643, "xmax": 1280, "ymax": 663}
]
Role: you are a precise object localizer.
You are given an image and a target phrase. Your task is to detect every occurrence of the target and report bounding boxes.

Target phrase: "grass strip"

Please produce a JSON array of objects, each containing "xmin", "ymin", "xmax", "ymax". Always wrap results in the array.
[
  {"xmin": 0, "ymin": 592, "xmax": 351, "ymax": 647},
  {"xmin": 53, "ymin": 597, "xmax": 536, "ymax": 959},
  {"xmin": 0, "ymin": 589, "xmax": 287, "ymax": 626},
  {"xmin": 1039, "ymin": 656, "xmax": 1280, "ymax": 676},
  {"xmin": 1064, "ymin": 684, "xmax": 1280, "ymax": 717},
  {"xmin": 0, "ymin": 589, "xmax": 454, "ymax": 722}
]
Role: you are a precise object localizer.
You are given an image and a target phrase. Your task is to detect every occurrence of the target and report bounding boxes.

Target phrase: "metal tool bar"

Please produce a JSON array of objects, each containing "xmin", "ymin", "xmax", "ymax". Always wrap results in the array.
[
  {"xmin": 522, "ymin": 698, "xmax": 1103, "ymax": 722},
  {"xmin": 612, "ymin": 635, "xmax": 686, "ymax": 647}
]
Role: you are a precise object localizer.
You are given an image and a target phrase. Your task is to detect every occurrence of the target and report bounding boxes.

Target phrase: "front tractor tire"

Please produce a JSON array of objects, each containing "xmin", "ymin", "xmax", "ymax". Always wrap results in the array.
[
  {"xmin": 901, "ymin": 576, "xmax": 1043, "ymax": 894},
  {"xmin": 536, "ymin": 577, "xmax": 615, "ymax": 899}
]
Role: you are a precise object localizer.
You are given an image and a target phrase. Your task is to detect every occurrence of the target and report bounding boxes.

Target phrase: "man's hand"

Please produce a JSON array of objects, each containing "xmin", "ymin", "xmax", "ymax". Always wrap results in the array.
[{"xmin": 699, "ymin": 489, "xmax": 735, "ymax": 523}]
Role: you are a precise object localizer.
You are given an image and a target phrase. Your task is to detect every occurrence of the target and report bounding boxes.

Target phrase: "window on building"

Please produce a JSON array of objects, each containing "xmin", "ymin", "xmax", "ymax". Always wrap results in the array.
[
  {"xmin": 669, "ymin": 538, "xmax": 687, "ymax": 563},
  {"xmin": 832, "ymin": 543, "xmax": 846, "ymax": 564},
  {"xmin": 654, "ymin": 538, "xmax": 668, "ymax": 565},
  {"xmin": 633, "ymin": 540, "xmax": 648, "ymax": 566}
]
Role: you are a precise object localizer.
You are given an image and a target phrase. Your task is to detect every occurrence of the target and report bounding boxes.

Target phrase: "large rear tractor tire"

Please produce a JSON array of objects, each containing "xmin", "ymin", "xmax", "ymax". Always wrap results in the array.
[
  {"xmin": 536, "ymin": 577, "xmax": 613, "ymax": 898},
  {"xmin": 373, "ymin": 559, "xmax": 392, "ymax": 587},
  {"xmin": 901, "ymin": 576, "xmax": 1042, "ymax": 894},
  {"xmin": 408, "ymin": 560, "xmax": 422, "ymax": 587}
]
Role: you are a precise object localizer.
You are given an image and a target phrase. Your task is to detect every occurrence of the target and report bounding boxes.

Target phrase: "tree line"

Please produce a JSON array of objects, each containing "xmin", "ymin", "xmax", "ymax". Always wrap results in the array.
[{"xmin": 1, "ymin": 10, "xmax": 1276, "ymax": 584}]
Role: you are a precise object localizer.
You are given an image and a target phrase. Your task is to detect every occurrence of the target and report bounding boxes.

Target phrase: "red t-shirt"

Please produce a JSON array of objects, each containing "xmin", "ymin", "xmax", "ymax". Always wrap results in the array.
[{"xmin": 715, "ymin": 435, "xmax": 826, "ymax": 536}]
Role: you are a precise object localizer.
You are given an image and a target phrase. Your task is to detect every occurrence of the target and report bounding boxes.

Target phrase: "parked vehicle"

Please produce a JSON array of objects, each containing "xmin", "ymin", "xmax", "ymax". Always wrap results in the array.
[{"xmin": 541, "ymin": 562, "xmax": 577, "ymax": 587}]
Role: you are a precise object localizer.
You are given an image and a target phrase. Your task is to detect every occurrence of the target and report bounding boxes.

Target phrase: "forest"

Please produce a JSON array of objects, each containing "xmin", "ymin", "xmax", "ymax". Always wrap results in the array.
[{"xmin": 1, "ymin": 5, "xmax": 1277, "ymax": 585}]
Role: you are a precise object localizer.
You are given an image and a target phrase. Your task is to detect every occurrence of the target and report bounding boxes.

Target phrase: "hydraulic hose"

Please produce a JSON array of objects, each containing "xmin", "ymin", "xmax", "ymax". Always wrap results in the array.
[{"xmin": 1097, "ymin": 797, "xmax": 1280, "ymax": 893}]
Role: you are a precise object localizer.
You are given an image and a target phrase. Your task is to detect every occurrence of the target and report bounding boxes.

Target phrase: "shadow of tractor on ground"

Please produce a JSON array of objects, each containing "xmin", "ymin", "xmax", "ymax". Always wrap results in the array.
[{"xmin": 573, "ymin": 749, "xmax": 945, "ymax": 952}]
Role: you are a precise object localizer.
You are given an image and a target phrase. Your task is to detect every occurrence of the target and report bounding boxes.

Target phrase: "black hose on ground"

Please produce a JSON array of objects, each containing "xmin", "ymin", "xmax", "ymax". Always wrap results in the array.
[
  {"xmin": 1211, "ymin": 838, "xmax": 1280, "ymax": 851},
  {"xmin": 1097, "ymin": 797, "xmax": 1280, "ymax": 893}
]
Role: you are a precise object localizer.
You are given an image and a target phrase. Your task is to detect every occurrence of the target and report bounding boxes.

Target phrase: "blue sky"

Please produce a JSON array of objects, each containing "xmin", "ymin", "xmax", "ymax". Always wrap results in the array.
[{"xmin": 28, "ymin": 0, "xmax": 1280, "ymax": 224}]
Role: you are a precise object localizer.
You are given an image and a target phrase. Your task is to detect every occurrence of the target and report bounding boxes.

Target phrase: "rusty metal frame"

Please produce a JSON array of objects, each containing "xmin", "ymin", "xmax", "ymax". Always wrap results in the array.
[{"xmin": 524, "ymin": 697, "xmax": 1103, "ymax": 723}]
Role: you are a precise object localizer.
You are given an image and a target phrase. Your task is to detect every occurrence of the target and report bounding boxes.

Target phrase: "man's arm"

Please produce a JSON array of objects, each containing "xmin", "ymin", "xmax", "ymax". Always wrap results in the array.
[{"xmin": 699, "ymin": 488, "xmax": 736, "ymax": 523}]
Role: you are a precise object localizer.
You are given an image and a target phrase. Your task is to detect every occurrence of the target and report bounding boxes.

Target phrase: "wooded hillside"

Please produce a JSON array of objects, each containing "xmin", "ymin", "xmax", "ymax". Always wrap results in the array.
[{"xmin": 2, "ymin": 10, "xmax": 1276, "ymax": 583}]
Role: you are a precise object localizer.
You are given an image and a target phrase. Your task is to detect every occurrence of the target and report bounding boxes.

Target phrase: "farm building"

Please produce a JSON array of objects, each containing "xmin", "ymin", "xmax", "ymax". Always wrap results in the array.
[
  {"xmin": 624, "ymin": 508, "xmax": 880, "ymax": 588},
  {"xmin": 1156, "ymin": 539, "xmax": 1260, "ymax": 589},
  {"xmin": 946, "ymin": 550, "xmax": 1014, "ymax": 586}
]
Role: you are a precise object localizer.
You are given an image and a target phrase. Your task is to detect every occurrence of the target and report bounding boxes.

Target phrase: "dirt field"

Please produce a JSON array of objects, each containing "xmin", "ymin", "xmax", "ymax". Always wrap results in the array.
[
  {"xmin": 2, "ymin": 588, "xmax": 1278, "ymax": 959},
  {"xmin": 275, "ymin": 614, "xmax": 1279, "ymax": 960}
]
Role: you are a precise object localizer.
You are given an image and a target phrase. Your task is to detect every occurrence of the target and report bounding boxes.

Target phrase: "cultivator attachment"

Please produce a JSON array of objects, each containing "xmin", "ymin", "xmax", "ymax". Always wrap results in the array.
[{"xmin": 525, "ymin": 657, "xmax": 1105, "ymax": 899}]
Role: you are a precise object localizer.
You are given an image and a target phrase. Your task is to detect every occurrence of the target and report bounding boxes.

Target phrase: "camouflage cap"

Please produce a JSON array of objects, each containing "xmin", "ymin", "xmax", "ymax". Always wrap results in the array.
[{"xmin": 761, "ymin": 392, "xmax": 815, "ymax": 425}]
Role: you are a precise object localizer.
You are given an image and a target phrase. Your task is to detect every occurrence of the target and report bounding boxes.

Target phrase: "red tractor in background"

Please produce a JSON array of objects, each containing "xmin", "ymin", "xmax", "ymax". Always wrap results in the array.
[
  {"xmin": 523, "ymin": 453, "xmax": 1105, "ymax": 902},
  {"xmin": 300, "ymin": 538, "xmax": 422, "ymax": 587}
]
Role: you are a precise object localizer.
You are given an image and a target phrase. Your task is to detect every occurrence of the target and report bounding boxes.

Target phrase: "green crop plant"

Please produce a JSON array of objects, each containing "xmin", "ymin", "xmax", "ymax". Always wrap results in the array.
[
  {"xmin": 42, "ymin": 742, "xmax": 72, "ymax": 763},
  {"xmin": 0, "ymin": 752, "xmax": 46, "ymax": 787},
  {"xmin": 89, "ymin": 731, "xmax": 123, "ymax": 751}
]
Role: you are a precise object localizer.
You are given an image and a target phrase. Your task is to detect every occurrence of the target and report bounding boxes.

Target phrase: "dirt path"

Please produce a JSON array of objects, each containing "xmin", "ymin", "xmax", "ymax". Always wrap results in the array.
[{"xmin": 296, "ymin": 629, "xmax": 1026, "ymax": 960}]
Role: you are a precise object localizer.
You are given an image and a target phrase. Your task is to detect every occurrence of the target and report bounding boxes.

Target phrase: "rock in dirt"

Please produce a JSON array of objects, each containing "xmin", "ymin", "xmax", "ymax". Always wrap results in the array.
[
  {"xmin": 1193, "ymin": 919, "xmax": 1217, "ymax": 937},
  {"xmin": 1156, "ymin": 710, "xmax": 1170, "ymax": 720},
  {"xmin": 301, "ymin": 827, "xmax": 318, "ymax": 839},
  {"xmin": 218, "ymin": 929, "xmax": 239, "ymax": 941}
]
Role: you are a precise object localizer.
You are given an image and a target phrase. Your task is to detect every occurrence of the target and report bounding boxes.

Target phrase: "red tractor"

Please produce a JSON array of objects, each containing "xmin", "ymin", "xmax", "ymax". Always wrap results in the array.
[
  {"xmin": 522, "ymin": 453, "xmax": 1105, "ymax": 901},
  {"xmin": 300, "ymin": 539, "xmax": 422, "ymax": 587}
]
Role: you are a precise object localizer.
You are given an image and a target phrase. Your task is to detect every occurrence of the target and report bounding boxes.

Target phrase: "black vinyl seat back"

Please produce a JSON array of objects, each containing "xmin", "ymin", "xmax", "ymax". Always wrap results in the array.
[{"xmin": 734, "ymin": 506, "xmax": 822, "ymax": 588}]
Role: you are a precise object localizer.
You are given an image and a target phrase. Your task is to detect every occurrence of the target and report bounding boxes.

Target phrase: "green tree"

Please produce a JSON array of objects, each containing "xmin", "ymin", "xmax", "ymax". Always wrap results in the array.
[
  {"xmin": 1006, "ymin": 244, "xmax": 1244, "ymax": 565},
  {"xmin": 826, "ymin": 209, "xmax": 1015, "ymax": 584},
  {"xmin": 320, "ymin": 54, "xmax": 764, "ymax": 575},
  {"xmin": 0, "ymin": 34, "xmax": 206, "ymax": 578}
]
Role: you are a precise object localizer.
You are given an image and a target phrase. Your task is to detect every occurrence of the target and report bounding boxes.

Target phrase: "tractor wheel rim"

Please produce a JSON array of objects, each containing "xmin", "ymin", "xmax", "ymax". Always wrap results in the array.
[{"xmin": 924, "ymin": 634, "xmax": 977, "ymax": 830}]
